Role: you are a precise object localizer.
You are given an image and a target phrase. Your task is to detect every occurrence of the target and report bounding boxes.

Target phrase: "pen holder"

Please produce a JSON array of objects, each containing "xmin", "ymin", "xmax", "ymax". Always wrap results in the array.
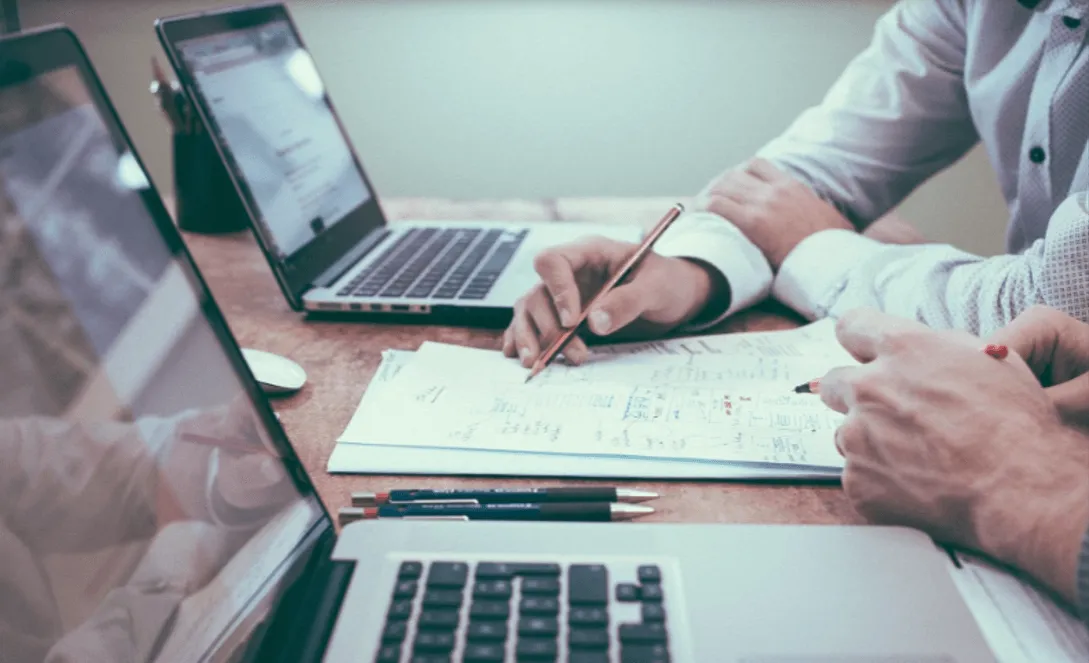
[{"xmin": 173, "ymin": 123, "xmax": 250, "ymax": 234}]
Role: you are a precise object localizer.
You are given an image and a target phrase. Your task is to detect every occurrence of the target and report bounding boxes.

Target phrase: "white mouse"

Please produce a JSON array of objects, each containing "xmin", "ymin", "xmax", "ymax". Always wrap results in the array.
[{"xmin": 241, "ymin": 348, "xmax": 307, "ymax": 396}]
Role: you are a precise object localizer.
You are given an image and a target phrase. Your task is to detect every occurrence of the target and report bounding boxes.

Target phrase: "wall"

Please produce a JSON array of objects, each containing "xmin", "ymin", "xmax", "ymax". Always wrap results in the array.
[{"xmin": 21, "ymin": 0, "xmax": 1009, "ymax": 255}]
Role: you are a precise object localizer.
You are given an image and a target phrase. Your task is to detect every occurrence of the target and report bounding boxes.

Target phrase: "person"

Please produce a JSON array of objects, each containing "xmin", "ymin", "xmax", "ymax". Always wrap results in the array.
[
  {"xmin": 502, "ymin": 0, "xmax": 1089, "ymax": 366},
  {"xmin": 816, "ymin": 305, "xmax": 1089, "ymax": 627}
]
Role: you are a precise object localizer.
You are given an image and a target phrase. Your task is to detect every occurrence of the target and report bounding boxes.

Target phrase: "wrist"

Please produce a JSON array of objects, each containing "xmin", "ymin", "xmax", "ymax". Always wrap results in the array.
[
  {"xmin": 974, "ymin": 425, "xmax": 1089, "ymax": 605},
  {"xmin": 677, "ymin": 257, "xmax": 731, "ymax": 325}
]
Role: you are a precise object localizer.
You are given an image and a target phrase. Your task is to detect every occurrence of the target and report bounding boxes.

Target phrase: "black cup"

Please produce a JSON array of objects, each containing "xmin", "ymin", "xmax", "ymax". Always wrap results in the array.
[{"xmin": 173, "ymin": 124, "xmax": 250, "ymax": 234}]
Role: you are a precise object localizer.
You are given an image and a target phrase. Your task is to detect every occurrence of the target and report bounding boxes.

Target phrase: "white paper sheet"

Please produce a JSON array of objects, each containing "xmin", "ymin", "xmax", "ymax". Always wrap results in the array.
[{"xmin": 330, "ymin": 324, "xmax": 850, "ymax": 478}]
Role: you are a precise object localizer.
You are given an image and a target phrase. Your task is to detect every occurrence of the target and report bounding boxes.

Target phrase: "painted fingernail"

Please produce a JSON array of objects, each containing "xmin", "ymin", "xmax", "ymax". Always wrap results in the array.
[{"xmin": 589, "ymin": 310, "xmax": 611, "ymax": 334}]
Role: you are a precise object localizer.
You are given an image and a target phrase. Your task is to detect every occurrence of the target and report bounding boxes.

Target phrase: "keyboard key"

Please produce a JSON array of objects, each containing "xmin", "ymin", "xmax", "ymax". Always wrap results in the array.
[
  {"xmin": 464, "ymin": 643, "xmax": 505, "ymax": 662},
  {"xmin": 616, "ymin": 583, "xmax": 640, "ymax": 602},
  {"xmin": 474, "ymin": 579, "xmax": 513, "ymax": 600},
  {"xmin": 382, "ymin": 621, "xmax": 408, "ymax": 642},
  {"xmin": 418, "ymin": 610, "xmax": 459, "ymax": 631},
  {"xmin": 411, "ymin": 656, "xmax": 452, "ymax": 663},
  {"xmin": 568, "ymin": 607, "xmax": 608, "ymax": 627},
  {"xmin": 387, "ymin": 600, "xmax": 414, "ymax": 620},
  {"xmin": 513, "ymin": 563, "xmax": 562, "ymax": 576},
  {"xmin": 518, "ymin": 616, "xmax": 558, "ymax": 637},
  {"xmin": 637, "ymin": 565, "xmax": 661, "ymax": 583},
  {"xmin": 475, "ymin": 562, "xmax": 515, "ymax": 579},
  {"xmin": 413, "ymin": 631, "xmax": 455, "ymax": 652},
  {"xmin": 467, "ymin": 621, "xmax": 507, "ymax": 641},
  {"xmin": 399, "ymin": 561, "xmax": 423, "ymax": 579},
  {"xmin": 516, "ymin": 637, "xmax": 558, "ymax": 660},
  {"xmin": 640, "ymin": 584, "xmax": 664, "ymax": 602},
  {"xmin": 568, "ymin": 565, "xmax": 608, "ymax": 605},
  {"xmin": 569, "ymin": 653, "xmax": 609, "ymax": 663},
  {"xmin": 619, "ymin": 623, "xmax": 667, "ymax": 644},
  {"xmin": 422, "ymin": 589, "xmax": 463, "ymax": 609},
  {"xmin": 393, "ymin": 580, "xmax": 418, "ymax": 598},
  {"xmin": 522, "ymin": 577, "xmax": 560, "ymax": 595},
  {"xmin": 470, "ymin": 600, "xmax": 511, "ymax": 620},
  {"xmin": 519, "ymin": 596, "xmax": 559, "ymax": 615},
  {"xmin": 375, "ymin": 644, "xmax": 401, "ymax": 663},
  {"xmin": 568, "ymin": 628, "xmax": 609, "ymax": 649},
  {"xmin": 620, "ymin": 644, "xmax": 670, "ymax": 663},
  {"xmin": 641, "ymin": 603, "xmax": 666, "ymax": 623}
]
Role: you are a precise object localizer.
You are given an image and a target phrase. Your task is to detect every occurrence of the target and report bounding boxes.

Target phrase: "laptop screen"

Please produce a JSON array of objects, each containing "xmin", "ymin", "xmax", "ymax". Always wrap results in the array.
[
  {"xmin": 0, "ymin": 32, "xmax": 326, "ymax": 663},
  {"xmin": 174, "ymin": 18, "xmax": 373, "ymax": 261}
]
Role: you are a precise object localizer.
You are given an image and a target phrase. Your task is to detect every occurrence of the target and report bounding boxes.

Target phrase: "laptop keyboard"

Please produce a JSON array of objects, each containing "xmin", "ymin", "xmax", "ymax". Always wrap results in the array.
[
  {"xmin": 374, "ymin": 560, "xmax": 671, "ymax": 663},
  {"xmin": 337, "ymin": 227, "xmax": 528, "ymax": 302}
]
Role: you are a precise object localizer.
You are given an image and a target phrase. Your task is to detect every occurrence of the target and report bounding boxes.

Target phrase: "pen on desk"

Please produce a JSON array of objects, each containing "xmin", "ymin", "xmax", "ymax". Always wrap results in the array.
[
  {"xmin": 351, "ymin": 487, "xmax": 659, "ymax": 506},
  {"xmin": 337, "ymin": 502, "xmax": 653, "ymax": 525},
  {"xmin": 792, "ymin": 343, "xmax": 1011, "ymax": 395},
  {"xmin": 524, "ymin": 202, "xmax": 686, "ymax": 383}
]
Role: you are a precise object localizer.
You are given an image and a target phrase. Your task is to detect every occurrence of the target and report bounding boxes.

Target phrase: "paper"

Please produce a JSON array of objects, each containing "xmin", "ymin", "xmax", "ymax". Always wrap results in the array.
[{"xmin": 340, "ymin": 323, "xmax": 852, "ymax": 471}]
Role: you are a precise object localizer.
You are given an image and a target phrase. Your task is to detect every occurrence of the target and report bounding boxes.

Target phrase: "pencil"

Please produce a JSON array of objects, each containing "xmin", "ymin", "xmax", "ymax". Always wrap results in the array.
[
  {"xmin": 792, "ymin": 343, "xmax": 1010, "ymax": 395},
  {"xmin": 524, "ymin": 203, "xmax": 685, "ymax": 383}
]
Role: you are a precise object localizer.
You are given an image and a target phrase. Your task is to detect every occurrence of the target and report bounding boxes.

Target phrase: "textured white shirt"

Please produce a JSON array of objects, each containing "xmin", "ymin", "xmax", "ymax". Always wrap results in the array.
[{"xmin": 653, "ymin": 0, "xmax": 1089, "ymax": 337}]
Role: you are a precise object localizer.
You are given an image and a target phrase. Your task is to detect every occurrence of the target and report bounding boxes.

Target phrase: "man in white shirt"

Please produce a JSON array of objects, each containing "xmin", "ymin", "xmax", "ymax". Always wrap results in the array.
[{"xmin": 501, "ymin": 0, "xmax": 1089, "ymax": 366}]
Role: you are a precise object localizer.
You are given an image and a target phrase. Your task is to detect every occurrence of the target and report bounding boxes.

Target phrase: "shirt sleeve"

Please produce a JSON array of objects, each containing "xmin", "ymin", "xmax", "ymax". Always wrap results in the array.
[
  {"xmin": 652, "ymin": 210, "xmax": 773, "ymax": 330},
  {"xmin": 758, "ymin": 0, "xmax": 977, "ymax": 228},
  {"xmin": 771, "ymin": 192, "xmax": 1089, "ymax": 336}
]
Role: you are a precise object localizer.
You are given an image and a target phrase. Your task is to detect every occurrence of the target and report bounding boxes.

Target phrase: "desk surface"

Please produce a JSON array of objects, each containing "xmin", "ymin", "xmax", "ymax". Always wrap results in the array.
[{"xmin": 182, "ymin": 198, "xmax": 860, "ymax": 526}]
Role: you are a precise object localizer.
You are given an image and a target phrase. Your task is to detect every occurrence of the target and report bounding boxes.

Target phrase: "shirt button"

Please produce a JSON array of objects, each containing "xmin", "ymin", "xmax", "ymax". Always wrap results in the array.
[
  {"xmin": 1063, "ymin": 16, "xmax": 1082, "ymax": 29},
  {"xmin": 1029, "ymin": 146, "xmax": 1046, "ymax": 164}
]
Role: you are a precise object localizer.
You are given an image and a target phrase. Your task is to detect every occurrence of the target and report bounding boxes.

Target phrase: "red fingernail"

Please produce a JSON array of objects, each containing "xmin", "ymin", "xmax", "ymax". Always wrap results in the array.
[{"xmin": 983, "ymin": 344, "xmax": 1009, "ymax": 360}]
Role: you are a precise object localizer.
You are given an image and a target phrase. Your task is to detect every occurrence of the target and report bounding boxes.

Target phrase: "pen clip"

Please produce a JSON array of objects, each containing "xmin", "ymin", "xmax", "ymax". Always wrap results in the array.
[
  {"xmin": 399, "ymin": 515, "xmax": 471, "ymax": 521},
  {"xmin": 388, "ymin": 499, "xmax": 480, "ymax": 506}
]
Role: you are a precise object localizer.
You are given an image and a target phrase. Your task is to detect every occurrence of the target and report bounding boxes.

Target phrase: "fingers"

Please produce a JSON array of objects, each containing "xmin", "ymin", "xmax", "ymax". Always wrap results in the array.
[
  {"xmin": 745, "ymin": 157, "xmax": 785, "ymax": 182},
  {"xmin": 1046, "ymin": 373, "xmax": 1089, "ymax": 427},
  {"xmin": 987, "ymin": 305, "xmax": 1089, "ymax": 383},
  {"xmin": 506, "ymin": 286, "xmax": 592, "ymax": 367},
  {"xmin": 817, "ymin": 366, "xmax": 861, "ymax": 414},
  {"xmin": 533, "ymin": 237, "xmax": 631, "ymax": 328},
  {"xmin": 833, "ymin": 308, "xmax": 927, "ymax": 364},
  {"xmin": 704, "ymin": 194, "xmax": 748, "ymax": 225},
  {"xmin": 586, "ymin": 283, "xmax": 650, "ymax": 337}
]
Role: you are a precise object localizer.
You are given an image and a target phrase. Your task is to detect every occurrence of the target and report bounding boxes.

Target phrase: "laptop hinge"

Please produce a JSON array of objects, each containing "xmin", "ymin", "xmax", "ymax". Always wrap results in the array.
[
  {"xmin": 311, "ymin": 228, "xmax": 390, "ymax": 289},
  {"xmin": 252, "ymin": 527, "xmax": 356, "ymax": 663}
]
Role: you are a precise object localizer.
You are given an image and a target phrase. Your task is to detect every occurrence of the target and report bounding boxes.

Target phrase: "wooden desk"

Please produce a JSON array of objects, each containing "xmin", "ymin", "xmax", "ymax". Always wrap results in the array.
[{"xmin": 182, "ymin": 198, "xmax": 860, "ymax": 526}]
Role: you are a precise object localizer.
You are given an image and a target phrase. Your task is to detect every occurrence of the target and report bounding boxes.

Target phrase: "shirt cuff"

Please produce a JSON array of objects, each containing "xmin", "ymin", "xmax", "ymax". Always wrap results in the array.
[
  {"xmin": 652, "ymin": 210, "xmax": 773, "ymax": 331},
  {"xmin": 1079, "ymin": 524, "xmax": 1089, "ymax": 625},
  {"xmin": 772, "ymin": 229, "xmax": 884, "ymax": 320}
]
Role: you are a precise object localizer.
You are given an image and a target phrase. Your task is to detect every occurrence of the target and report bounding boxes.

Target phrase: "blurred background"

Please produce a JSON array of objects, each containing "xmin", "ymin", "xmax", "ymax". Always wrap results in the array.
[{"xmin": 19, "ymin": 0, "xmax": 1008, "ymax": 255}]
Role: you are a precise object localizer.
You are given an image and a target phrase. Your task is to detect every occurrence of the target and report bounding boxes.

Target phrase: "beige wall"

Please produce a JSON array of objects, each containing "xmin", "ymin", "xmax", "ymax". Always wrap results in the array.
[{"xmin": 22, "ymin": 0, "xmax": 1009, "ymax": 255}]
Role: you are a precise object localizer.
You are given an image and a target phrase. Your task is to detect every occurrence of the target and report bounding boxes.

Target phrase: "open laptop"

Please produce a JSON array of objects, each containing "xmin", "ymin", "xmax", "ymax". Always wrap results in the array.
[
  {"xmin": 154, "ymin": 2, "xmax": 640, "ymax": 325},
  {"xmin": 0, "ymin": 26, "xmax": 997, "ymax": 663}
]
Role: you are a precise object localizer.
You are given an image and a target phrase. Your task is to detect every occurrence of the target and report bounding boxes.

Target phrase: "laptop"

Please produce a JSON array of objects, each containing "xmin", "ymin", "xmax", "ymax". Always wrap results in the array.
[
  {"xmin": 153, "ymin": 2, "xmax": 640, "ymax": 325},
  {"xmin": 0, "ymin": 26, "xmax": 997, "ymax": 663}
]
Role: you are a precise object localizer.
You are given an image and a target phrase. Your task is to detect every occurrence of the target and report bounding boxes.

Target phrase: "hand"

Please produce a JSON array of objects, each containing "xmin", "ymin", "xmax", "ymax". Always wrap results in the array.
[
  {"xmin": 702, "ymin": 158, "xmax": 853, "ymax": 269},
  {"xmin": 986, "ymin": 305, "xmax": 1089, "ymax": 430},
  {"xmin": 502, "ymin": 236, "xmax": 727, "ymax": 366},
  {"xmin": 818, "ymin": 308, "xmax": 1089, "ymax": 606}
]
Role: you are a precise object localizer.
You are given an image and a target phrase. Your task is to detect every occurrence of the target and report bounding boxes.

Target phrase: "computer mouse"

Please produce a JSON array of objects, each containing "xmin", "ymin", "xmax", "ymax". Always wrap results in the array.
[{"xmin": 241, "ymin": 348, "xmax": 307, "ymax": 396}]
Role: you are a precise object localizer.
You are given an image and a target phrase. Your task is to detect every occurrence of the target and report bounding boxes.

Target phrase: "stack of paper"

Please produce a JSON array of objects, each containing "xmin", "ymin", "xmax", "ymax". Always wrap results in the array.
[{"xmin": 329, "ymin": 320, "xmax": 858, "ymax": 479}]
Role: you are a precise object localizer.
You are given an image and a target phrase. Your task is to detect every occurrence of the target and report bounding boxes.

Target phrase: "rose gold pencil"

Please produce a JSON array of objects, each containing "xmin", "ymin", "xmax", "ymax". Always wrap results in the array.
[{"xmin": 524, "ymin": 203, "xmax": 685, "ymax": 383}]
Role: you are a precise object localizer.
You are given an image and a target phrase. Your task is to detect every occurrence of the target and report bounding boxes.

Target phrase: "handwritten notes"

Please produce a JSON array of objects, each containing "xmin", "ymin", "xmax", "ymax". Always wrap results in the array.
[{"xmin": 341, "ymin": 322, "xmax": 854, "ymax": 470}]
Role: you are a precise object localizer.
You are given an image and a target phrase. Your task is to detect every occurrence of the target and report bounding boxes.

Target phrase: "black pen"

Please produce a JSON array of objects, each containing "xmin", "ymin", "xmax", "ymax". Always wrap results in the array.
[
  {"xmin": 351, "ymin": 487, "xmax": 659, "ymax": 506},
  {"xmin": 337, "ymin": 502, "xmax": 653, "ymax": 525}
]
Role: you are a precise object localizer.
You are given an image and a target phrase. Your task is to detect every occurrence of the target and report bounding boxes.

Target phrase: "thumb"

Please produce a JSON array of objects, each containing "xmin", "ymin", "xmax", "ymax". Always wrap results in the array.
[
  {"xmin": 586, "ymin": 283, "xmax": 651, "ymax": 336},
  {"xmin": 1046, "ymin": 373, "xmax": 1089, "ymax": 428}
]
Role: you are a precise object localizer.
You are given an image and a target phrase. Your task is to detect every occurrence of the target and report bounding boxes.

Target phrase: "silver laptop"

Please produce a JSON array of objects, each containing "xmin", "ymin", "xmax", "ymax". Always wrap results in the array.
[
  {"xmin": 154, "ymin": 2, "xmax": 639, "ymax": 325},
  {"xmin": 0, "ymin": 25, "xmax": 997, "ymax": 663}
]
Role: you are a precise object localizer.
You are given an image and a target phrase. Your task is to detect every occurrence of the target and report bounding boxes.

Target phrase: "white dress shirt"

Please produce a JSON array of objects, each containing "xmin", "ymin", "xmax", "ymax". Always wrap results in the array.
[{"xmin": 653, "ymin": 0, "xmax": 1089, "ymax": 337}]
